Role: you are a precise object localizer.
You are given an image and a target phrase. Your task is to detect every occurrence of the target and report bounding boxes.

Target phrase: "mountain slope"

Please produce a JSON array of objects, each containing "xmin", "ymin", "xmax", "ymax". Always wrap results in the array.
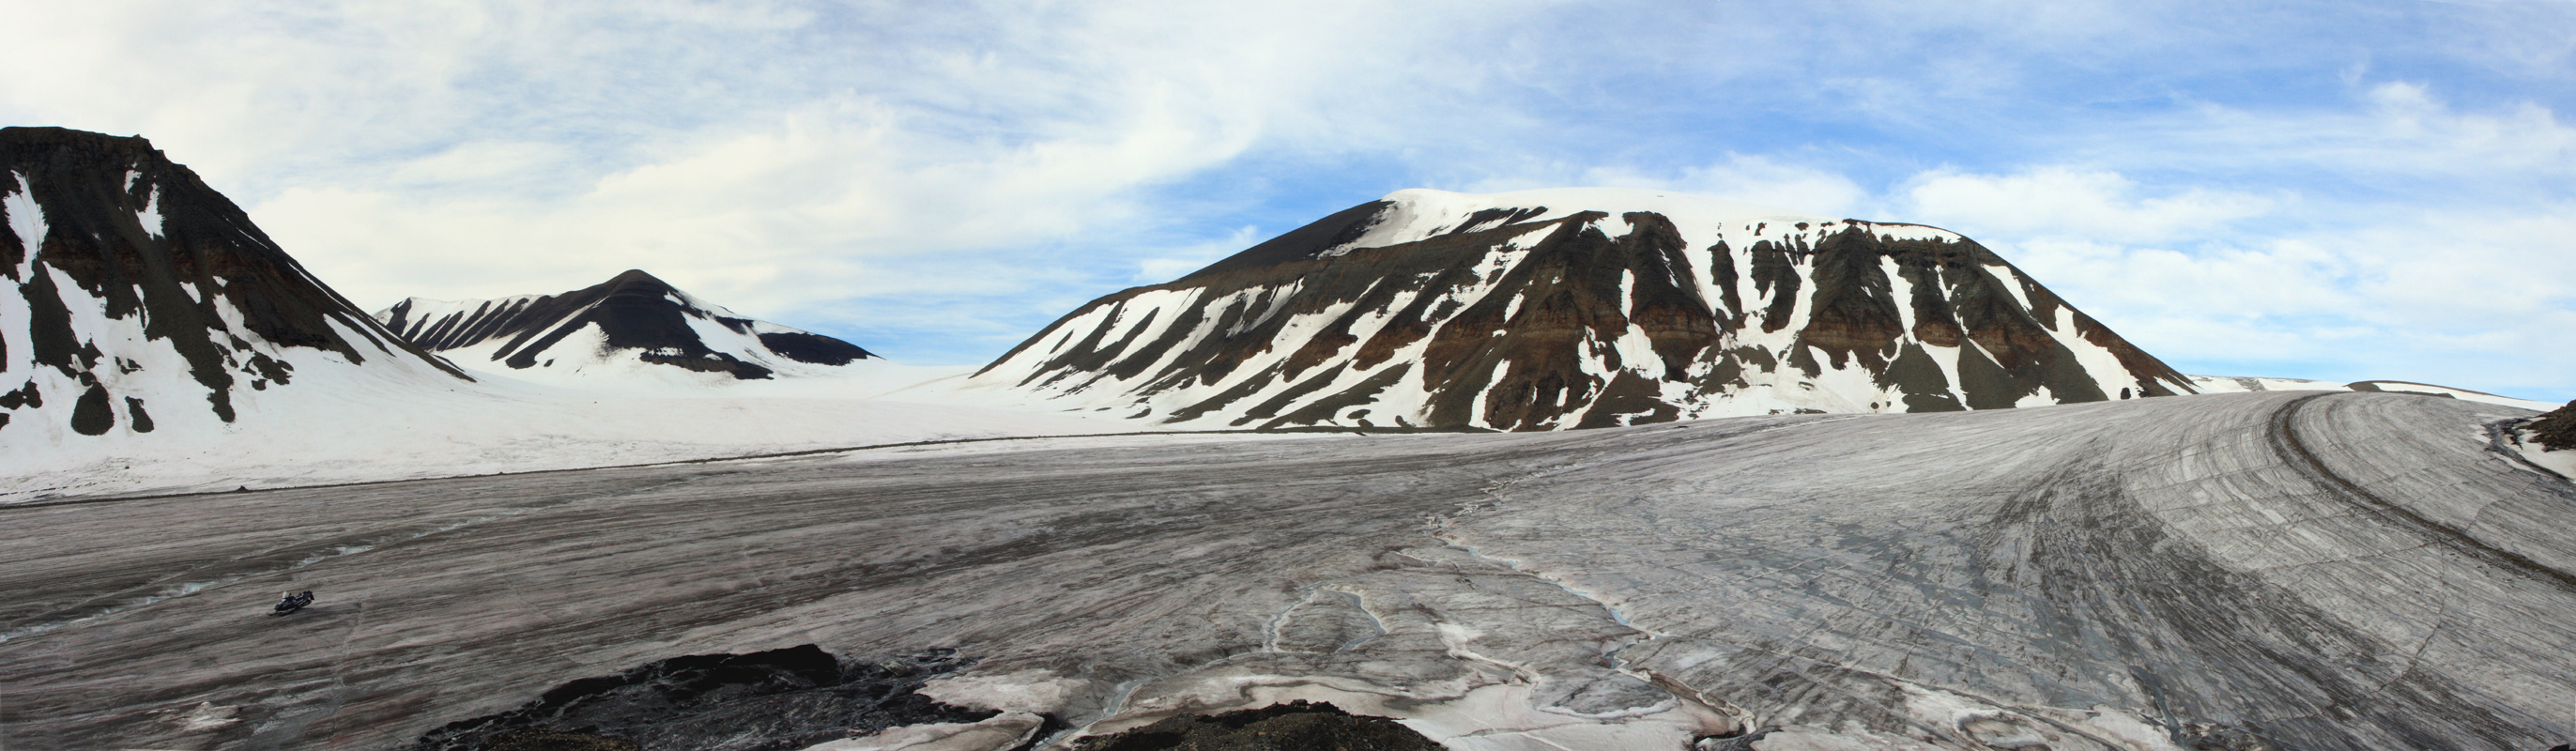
[
  {"xmin": 969, "ymin": 188, "xmax": 2195, "ymax": 431},
  {"xmin": 376, "ymin": 270, "xmax": 879, "ymax": 389},
  {"xmin": 0, "ymin": 127, "xmax": 469, "ymax": 443}
]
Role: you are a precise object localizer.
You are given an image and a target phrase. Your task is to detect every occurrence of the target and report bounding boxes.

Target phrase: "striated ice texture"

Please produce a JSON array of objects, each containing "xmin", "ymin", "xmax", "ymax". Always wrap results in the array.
[{"xmin": 0, "ymin": 391, "xmax": 2571, "ymax": 750}]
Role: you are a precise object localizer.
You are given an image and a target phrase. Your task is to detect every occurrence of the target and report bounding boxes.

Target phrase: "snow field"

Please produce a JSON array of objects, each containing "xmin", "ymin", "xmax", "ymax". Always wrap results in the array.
[{"xmin": 2186, "ymin": 375, "xmax": 2559, "ymax": 411}]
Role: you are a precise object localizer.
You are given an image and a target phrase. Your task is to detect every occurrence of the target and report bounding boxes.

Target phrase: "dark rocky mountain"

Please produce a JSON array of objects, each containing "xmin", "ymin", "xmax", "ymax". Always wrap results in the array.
[
  {"xmin": 970, "ymin": 188, "xmax": 2195, "ymax": 431},
  {"xmin": 0, "ymin": 127, "xmax": 469, "ymax": 439},
  {"xmin": 376, "ymin": 270, "xmax": 874, "ymax": 383}
]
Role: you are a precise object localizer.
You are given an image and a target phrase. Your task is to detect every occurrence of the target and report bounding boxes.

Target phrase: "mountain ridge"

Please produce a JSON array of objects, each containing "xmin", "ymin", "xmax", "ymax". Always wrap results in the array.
[
  {"xmin": 376, "ymin": 269, "xmax": 877, "ymax": 385},
  {"xmin": 968, "ymin": 187, "xmax": 2195, "ymax": 431}
]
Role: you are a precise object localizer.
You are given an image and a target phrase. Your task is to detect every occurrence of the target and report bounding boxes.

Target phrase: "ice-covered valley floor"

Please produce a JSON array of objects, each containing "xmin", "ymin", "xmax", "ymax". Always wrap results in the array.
[
  {"xmin": 3, "ymin": 391, "xmax": 2573, "ymax": 751},
  {"xmin": 0, "ymin": 361, "xmax": 1148, "ymax": 504}
]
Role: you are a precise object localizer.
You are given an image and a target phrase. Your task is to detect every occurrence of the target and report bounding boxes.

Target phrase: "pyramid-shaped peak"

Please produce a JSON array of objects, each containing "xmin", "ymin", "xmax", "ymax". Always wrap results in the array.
[{"xmin": 377, "ymin": 268, "xmax": 878, "ymax": 381}]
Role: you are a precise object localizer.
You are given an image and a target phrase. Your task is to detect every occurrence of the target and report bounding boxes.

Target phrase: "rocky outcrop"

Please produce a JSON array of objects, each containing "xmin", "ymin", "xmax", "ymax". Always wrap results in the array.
[
  {"xmin": 2532, "ymin": 401, "xmax": 2576, "ymax": 452},
  {"xmin": 0, "ymin": 127, "xmax": 469, "ymax": 438},
  {"xmin": 1067, "ymin": 700, "xmax": 1440, "ymax": 751},
  {"xmin": 411, "ymin": 646, "xmax": 993, "ymax": 751},
  {"xmin": 972, "ymin": 188, "xmax": 2194, "ymax": 431},
  {"xmin": 377, "ymin": 270, "xmax": 874, "ymax": 383}
]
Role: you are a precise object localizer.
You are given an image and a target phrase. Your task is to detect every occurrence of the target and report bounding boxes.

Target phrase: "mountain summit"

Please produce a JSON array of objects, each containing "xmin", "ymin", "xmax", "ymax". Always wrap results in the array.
[
  {"xmin": 377, "ymin": 270, "xmax": 875, "ymax": 386},
  {"xmin": 0, "ymin": 127, "xmax": 468, "ymax": 440},
  {"xmin": 971, "ymin": 188, "xmax": 2194, "ymax": 430}
]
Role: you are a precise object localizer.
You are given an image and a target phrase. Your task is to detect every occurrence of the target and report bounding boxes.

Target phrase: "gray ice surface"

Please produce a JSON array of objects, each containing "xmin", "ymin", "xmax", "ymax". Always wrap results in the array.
[{"xmin": 2, "ymin": 391, "xmax": 2571, "ymax": 750}]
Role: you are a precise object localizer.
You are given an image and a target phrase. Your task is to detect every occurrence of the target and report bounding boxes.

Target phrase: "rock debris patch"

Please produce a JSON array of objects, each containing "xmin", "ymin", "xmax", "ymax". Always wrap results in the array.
[
  {"xmin": 410, "ymin": 645, "xmax": 996, "ymax": 751},
  {"xmin": 1066, "ymin": 700, "xmax": 1440, "ymax": 751},
  {"xmin": 2529, "ymin": 401, "xmax": 2576, "ymax": 452}
]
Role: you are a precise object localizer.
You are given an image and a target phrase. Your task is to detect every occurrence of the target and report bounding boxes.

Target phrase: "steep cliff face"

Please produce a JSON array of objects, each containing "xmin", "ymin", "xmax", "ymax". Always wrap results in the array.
[
  {"xmin": 0, "ymin": 127, "xmax": 468, "ymax": 441},
  {"xmin": 376, "ymin": 269, "xmax": 877, "ymax": 388},
  {"xmin": 971, "ymin": 188, "xmax": 2194, "ymax": 431}
]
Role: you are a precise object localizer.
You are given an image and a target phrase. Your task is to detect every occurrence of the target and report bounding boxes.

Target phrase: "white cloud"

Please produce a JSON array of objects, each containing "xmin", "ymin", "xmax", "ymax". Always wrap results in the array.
[
  {"xmin": 1450, "ymin": 154, "xmax": 1871, "ymax": 218},
  {"xmin": 2062, "ymin": 82, "xmax": 2576, "ymax": 199},
  {"xmin": 1895, "ymin": 163, "xmax": 2574, "ymax": 397},
  {"xmin": 1864, "ymin": 77, "xmax": 2576, "ymax": 400},
  {"xmin": 1134, "ymin": 226, "xmax": 1265, "ymax": 285},
  {"xmin": 1576, "ymin": 156, "xmax": 1872, "ymax": 217},
  {"xmin": 2005, "ymin": 215, "xmax": 2576, "ymax": 398},
  {"xmin": 253, "ymin": 94, "xmax": 1239, "ymax": 314},
  {"xmin": 4, "ymin": 1, "xmax": 1556, "ymax": 329},
  {"xmin": 1900, "ymin": 168, "xmax": 2276, "ymax": 244}
]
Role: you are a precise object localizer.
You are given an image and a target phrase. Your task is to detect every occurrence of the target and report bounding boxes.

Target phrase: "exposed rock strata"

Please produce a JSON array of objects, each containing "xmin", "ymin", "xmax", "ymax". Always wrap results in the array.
[
  {"xmin": 972, "ymin": 188, "xmax": 2194, "ymax": 431},
  {"xmin": 2530, "ymin": 401, "xmax": 2576, "ymax": 452}
]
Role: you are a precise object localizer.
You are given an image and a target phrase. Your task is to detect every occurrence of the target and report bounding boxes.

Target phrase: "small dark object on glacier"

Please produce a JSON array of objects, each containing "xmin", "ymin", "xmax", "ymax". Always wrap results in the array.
[
  {"xmin": 1693, "ymin": 726, "xmax": 1775, "ymax": 751},
  {"xmin": 480, "ymin": 728, "xmax": 639, "ymax": 751},
  {"xmin": 1066, "ymin": 699, "xmax": 1441, "ymax": 751},
  {"xmin": 2178, "ymin": 722, "xmax": 2285, "ymax": 750},
  {"xmin": 410, "ymin": 644, "xmax": 991, "ymax": 751},
  {"xmin": 271, "ymin": 590, "xmax": 313, "ymax": 615}
]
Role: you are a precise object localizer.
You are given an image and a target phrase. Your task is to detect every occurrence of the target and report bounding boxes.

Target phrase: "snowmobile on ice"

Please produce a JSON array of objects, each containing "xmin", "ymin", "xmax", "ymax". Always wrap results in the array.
[{"xmin": 272, "ymin": 590, "xmax": 314, "ymax": 615}]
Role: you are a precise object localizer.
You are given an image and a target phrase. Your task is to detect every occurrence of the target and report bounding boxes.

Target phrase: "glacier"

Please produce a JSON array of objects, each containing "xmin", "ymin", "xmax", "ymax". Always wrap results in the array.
[{"xmin": 2, "ymin": 391, "xmax": 2570, "ymax": 750}]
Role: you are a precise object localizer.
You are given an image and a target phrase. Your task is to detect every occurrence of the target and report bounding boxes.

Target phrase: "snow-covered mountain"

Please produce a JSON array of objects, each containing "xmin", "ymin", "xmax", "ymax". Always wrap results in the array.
[
  {"xmin": 376, "ymin": 270, "xmax": 882, "ymax": 390},
  {"xmin": 2187, "ymin": 374, "xmax": 2563, "ymax": 411},
  {"xmin": 0, "ymin": 127, "xmax": 472, "ymax": 444},
  {"xmin": 967, "ymin": 188, "xmax": 2196, "ymax": 431},
  {"xmin": 0, "ymin": 128, "xmax": 1129, "ymax": 502}
]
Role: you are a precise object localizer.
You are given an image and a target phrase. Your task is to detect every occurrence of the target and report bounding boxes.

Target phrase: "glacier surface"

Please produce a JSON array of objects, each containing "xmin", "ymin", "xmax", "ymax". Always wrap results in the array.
[{"xmin": 2, "ymin": 391, "xmax": 2571, "ymax": 750}]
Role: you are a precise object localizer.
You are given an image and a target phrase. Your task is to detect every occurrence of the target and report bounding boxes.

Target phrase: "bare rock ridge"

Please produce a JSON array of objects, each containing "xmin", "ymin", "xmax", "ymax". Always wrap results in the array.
[
  {"xmin": 0, "ymin": 126, "xmax": 469, "ymax": 439},
  {"xmin": 2532, "ymin": 401, "xmax": 2576, "ymax": 452},
  {"xmin": 376, "ymin": 270, "xmax": 874, "ymax": 382},
  {"xmin": 973, "ymin": 188, "xmax": 2195, "ymax": 431}
]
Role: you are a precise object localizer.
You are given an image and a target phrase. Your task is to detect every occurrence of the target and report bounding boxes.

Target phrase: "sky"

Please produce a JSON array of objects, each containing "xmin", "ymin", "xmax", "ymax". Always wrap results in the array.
[{"xmin": 5, "ymin": 0, "xmax": 2572, "ymax": 402}]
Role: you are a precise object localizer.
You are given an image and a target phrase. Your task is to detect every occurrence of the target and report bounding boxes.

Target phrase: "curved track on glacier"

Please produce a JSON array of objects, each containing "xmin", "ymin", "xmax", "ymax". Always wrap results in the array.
[{"xmin": 1, "ymin": 392, "xmax": 2570, "ymax": 751}]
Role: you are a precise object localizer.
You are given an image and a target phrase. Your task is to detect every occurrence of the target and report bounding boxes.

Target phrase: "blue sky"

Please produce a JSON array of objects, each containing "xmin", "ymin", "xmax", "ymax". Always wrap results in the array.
[{"xmin": 7, "ymin": 0, "xmax": 2572, "ymax": 401}]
